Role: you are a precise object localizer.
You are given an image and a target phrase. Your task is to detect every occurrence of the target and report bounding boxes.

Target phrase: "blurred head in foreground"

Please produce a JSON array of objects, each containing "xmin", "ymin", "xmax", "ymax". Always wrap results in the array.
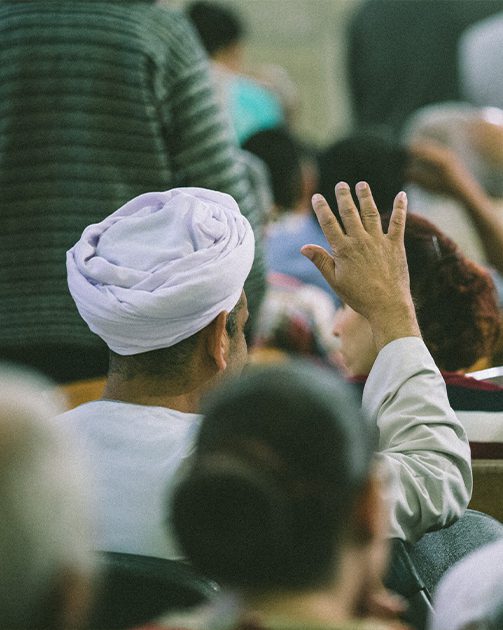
[
  {"xmin": 0, "ymin": 365, "xmax": 94, "ymax": 630},
  {"xmin": 171, "ymin": 361, "xmax": 387, "ymax": 614}
]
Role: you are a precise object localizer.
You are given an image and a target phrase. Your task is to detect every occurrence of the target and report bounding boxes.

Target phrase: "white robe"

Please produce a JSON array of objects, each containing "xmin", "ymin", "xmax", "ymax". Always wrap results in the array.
[{"xmin": 57, "ymin": 337, "xmax": 471, "ymax": 555}]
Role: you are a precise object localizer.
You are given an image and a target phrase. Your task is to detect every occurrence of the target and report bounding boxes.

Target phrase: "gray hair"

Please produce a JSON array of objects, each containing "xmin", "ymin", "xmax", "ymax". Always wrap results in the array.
[{"xmin": 0, "ymin": 364, "xmax": 95, "ymax": 628}]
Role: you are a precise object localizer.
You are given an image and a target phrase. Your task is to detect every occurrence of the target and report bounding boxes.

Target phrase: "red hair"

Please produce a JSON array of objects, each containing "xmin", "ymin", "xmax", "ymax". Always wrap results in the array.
[{"xmin": 399, "ymin": 213, "xmax": 501, "ymax": 371}]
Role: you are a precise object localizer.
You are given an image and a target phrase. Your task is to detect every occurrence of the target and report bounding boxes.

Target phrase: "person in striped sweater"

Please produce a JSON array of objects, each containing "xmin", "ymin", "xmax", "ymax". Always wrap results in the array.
[{"xmin": 0, "ymin": 0, "xmax": 265, "ymax": 382}]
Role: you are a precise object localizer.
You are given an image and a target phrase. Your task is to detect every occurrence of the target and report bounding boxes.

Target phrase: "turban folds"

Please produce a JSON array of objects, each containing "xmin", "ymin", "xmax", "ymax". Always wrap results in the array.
[{"xmin": 67, "ymin": 188, "xmax": 255, "ymax": 355}]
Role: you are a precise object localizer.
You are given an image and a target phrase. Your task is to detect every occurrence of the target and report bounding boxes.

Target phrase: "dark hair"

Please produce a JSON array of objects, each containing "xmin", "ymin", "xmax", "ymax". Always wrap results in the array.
[
  {"xmin": 171, "ymin": 361, "xmax": 375, "ymax": 590},
  {"xmin": 187, "ymin": 1, "xmax": 244, "ymax": 56},
  {"xmin": 318, "ymin": 131, "xmax": 408, "ymax": 221},
  {"xmin": 388, "ymin": 213, "xmax": 500, "ymax": 371},
  {"xmin": 242, "ymin": 128, "xmax": 303, "ymax": 211},
  {"xmin": 108, "ymin": 295, "xmax": 244, "ymax": 381}
]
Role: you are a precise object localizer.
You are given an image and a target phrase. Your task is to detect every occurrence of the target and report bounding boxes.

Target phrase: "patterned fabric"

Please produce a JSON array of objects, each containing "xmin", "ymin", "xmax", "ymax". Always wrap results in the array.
[
  {"xmin": 0, "ymin": 1, "xmax": 264, "ymax": 367},
  {"xmin": 252, "ymin": 273, "xmax": 338, "ymax": 363}
]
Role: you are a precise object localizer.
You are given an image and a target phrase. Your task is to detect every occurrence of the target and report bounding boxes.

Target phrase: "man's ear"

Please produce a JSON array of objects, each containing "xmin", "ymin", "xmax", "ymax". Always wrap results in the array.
[{"xmin": 206, "ymin": 311, "xmax": 229, "ymax": 372}]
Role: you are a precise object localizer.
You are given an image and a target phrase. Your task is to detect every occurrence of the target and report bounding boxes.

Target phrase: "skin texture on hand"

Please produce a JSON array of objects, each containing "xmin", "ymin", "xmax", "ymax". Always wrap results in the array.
[{"xmin": 301, "ymin": 181, "xmax": 420, "ymax": 352}]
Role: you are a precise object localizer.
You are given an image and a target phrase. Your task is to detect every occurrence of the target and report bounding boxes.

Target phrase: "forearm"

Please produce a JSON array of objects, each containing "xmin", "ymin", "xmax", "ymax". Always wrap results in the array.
[
  {"xmin": 363, "ymin": 338, "xmax": 472, "ymax": 542},
  {"xmin": 459, "ymin": 186, "xmax": 503, "ymax": 274},
  {"xmin": 367, "ymin": 299, "xmax": 421, "ymax": 352}
]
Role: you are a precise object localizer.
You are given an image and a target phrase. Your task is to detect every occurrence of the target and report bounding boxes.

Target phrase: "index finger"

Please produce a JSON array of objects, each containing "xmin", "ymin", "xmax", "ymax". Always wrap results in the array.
[{"xmin": 311, "ymin": 193, "xmax": 344, "ymax": 250}]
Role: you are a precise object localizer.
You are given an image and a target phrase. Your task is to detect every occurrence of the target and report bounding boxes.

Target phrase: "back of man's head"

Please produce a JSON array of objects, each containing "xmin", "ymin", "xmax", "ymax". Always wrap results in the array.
[{"xmin": 0, "ymin": 365, "xmax": 94, "ymax": 629}]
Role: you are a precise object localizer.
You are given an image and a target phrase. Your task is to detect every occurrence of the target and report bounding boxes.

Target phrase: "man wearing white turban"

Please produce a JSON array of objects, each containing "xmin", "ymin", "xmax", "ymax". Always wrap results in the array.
[
  {"xmin": 60, "ymin": 187, "xmax": 254, "ymax": 558},
  {"xmin": 59, "ymin": 183, "xmax": 471, "ymax": 562}
]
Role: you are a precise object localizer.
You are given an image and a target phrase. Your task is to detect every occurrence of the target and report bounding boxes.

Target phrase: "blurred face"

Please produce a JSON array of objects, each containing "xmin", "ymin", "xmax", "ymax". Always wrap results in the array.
[{"xmin": 332, "ymin": 305, "xmax": 377, "ymax": 377}]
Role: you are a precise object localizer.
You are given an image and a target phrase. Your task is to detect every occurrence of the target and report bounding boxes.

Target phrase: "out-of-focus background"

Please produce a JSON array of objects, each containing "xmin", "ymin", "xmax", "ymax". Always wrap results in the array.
[{"xmin": 168, "ymin": 0, "xmax": 360, "ymax": 145}]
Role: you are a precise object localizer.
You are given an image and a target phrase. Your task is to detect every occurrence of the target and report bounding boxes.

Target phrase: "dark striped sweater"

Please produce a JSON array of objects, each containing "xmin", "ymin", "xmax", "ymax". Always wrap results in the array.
[{"xmin": 0, "ymin": 1, "xmax": 265, "ymax": 360}]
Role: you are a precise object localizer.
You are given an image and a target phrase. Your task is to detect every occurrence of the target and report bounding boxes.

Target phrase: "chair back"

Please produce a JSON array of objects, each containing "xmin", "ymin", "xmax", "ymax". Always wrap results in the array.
[
  {"xmin": 466, "ymin": 365, "xmax": 503, "ymax": 386},
  {"xmin": 408, "ymin": 509, "xmax": 503, "ymax": 594},
  {"xmin": 88, "ymin": 552, "xmax": 219, "ymax": 630},
  {"xmin": 386, "ymin": 538, "xmax": 433, "ymax": 630}
]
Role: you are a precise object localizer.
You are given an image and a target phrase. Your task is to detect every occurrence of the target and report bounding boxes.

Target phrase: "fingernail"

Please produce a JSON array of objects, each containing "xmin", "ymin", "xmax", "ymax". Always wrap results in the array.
[
  {"xmin": 335, "ymin": 181, "xmax": 349, "ymax": 191},
  {"xmin": 356, "ymin": 181, "xmax": 367, "ymax": 191},
  {"xmin": 312, "ymin": 193, "xmax": 323, "ymax": 204},
  {"xmin": 397, "ymin": 191, "xmax": 407, "ymax": 202},
  {"xmin": 301, "ymin": 247, "xmax": 313, "ymax": 260}
]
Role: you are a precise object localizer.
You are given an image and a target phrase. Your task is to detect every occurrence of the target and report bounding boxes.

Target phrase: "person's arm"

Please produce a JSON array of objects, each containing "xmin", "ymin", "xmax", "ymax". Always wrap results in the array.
[
  {"xmin": 363, "ymin": 338, "xmax": 472, "ymax": 542},
  {"xmin": 407, "ymin": 140, "xmax": 503, "ymax": 274},
  {"xmin": 156, "ymin": 12, "xmax": 265, "ymax": 323},
  {"xmin": 301, "ymin": 181, "xmax": 472, "ymax": 542}
]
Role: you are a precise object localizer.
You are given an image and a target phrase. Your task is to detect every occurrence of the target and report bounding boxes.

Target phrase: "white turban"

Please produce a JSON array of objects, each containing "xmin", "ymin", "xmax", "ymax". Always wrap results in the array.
[{"xmin": 67, "ymin": 188, "xmax": 255, "ymax": 355}]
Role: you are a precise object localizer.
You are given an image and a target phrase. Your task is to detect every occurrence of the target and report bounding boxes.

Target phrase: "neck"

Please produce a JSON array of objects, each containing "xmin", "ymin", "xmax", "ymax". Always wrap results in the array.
[
  {"xmin": 101, "ymin": 374, "xmax": 203, "ymax": 414},
  {"xmin": 241, "ymin": 547, "xmax": 370, "ymax": 626},
  {"xmin": 243, "ymin": 587, "xmax": 352, "ymax": 627}
]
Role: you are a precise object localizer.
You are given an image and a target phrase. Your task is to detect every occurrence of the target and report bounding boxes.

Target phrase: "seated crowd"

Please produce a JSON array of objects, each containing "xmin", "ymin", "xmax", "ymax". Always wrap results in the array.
[
  {"xmin": 0, "ymin": 2, "xmax": 502, "ymax": 630},
  {"xmin": 0, "ymin": 182, "xmax": 484, "ymax": 630}
]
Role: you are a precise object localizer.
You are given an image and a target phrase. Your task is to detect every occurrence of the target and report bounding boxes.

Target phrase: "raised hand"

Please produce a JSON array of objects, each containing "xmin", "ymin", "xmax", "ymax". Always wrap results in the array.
[{"xmin": 301, "ymin": 181, "xmax": 420, "ymax": 350}]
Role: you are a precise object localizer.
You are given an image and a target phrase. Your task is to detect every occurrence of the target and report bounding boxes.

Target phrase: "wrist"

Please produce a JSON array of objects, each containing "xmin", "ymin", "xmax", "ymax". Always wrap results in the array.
[{"xmin": 368, "ymin": 300, "xmax": 421, "ymax": 352}]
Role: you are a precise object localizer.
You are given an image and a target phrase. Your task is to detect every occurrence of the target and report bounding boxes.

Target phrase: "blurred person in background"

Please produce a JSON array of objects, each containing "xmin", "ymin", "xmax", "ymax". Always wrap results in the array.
[
  {"xmin": 243, "ymin": 128, "xmax": 305, "ymax": 220},
  {"xmin": 404, "ymin": 103, "xmax": 503, "ymax": 271},
  {"xmin": 244, "ymin": 128, "xmax": 336, "ymax": 301},
  {"xmin": 317, "ymin": 132, "xmax": 409, "ymax": 223},
  {"xmin": 0, "ymin": 364, "xmax": 94, "ymax": 630},
  {"xmin": 249, "ymin": 272, "xmax": 339, "ymax": 367},
  {"xmin": 347, "ymin": 0, "xmax": 503, "ymax": 135},
  {"xmin": 0, "ymin": 1, "xmax": 265, "ymax": 382},
  {"xmin": 459, "ymin": 11, "xmax": 503, "ymax": 110},
  {"xmin": 187, "ymin": 1, "xmax": 285, "ymax": 144}
]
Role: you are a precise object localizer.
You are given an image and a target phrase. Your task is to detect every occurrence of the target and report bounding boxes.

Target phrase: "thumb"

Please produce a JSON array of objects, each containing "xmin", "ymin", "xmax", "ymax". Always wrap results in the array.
[{"xmin": 301, "ymin": 244, "xmax": 336, "ymax": 287}]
